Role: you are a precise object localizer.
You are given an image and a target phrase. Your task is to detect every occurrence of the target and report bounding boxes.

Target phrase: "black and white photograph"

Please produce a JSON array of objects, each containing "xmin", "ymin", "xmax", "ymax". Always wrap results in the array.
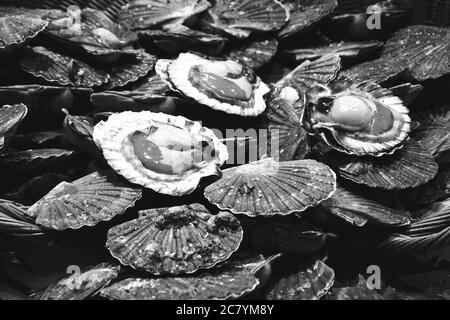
[{"xmin": 0, "ymin": 0, "xmax": 449, "ymax": 305}]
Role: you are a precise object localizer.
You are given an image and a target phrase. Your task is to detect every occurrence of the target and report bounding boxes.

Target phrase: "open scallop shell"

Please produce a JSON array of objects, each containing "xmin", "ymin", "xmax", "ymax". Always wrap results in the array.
[
  {"xmin": 26, "ymin": 171, "xmax": 142, "ymax": 231},
  {"xmin": 304, "ymin": 80, "xmax": 411, "ymax": 157},
  {"xmin": 33, "ymin": 263, "xmax": 120, "ymax": 300},
  {"xmin": 266, "ymin": 258, "xmax": 335, "ymax": 300},
  {"xmin": 222, "ymin": 37, "xmax": 278, "ymax": 70},
  {"xmin": 19, "ymin": 46, "xmax": 110, "ymax": 88},
  {"xmin": 204, "ymin": 158, "xmax": 337, "ymax": 217},
  {"xmin": 278, "ymin": 0, "xmax": 338, "ymax": 39},
  {"xmin": 100, "ymin": 253, "xmax": 278, "ymax": 300},
  {"xmin": 93, "ymin": 111, "xmax": 228, "ymax": 196},
  {"xmin": 381, "ymin": 25, "xmax": 450, "ymax": 81},
  {"xmin": 0, "ymin": 7, "xmax": 49, "ymax": 49},
  {"xmin": 0, "ymin": 104, "xmax": 28, "ymax": 155},
  {"xmin": 155, "ymin": 52, "xmax": 270, "ymax": 116},
  {"xmin": 315, "ymin": 139, "xmax": 439, "ymax": 190},
  {"xmin": 200, "ymin": 0, "xmax": 289, "ymax": 39},
  {"xmin": 106, "ymin": 204, "xmax": 243, "ymax": 275},
  {"xmin": 118, "ymin": 0, "xmax": 211, "ymax": 30},
  {"xmin": 320, "ymin": 184, "xmax": 411, "ymax": 227}
]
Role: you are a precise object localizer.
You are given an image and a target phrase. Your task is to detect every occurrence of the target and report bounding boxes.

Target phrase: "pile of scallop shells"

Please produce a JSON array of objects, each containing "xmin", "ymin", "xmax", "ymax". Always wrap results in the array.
[{"xmin": 0, "ymin": 0, "xmax": 449, "ymax": 300}]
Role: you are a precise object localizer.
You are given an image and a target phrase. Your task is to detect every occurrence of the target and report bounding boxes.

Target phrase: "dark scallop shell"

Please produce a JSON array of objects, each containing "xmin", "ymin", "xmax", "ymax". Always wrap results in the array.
[
  {"xmin": 0, "ymin": 199, "xmax": 46, "ymax": 239},
  {"xmin": 204, "ymin": 158, "xmax": 337, "ymax": 217},
  {"xmin": 33, "ymin": 263, "xmax": 120, "ymax": 300},
  {"xmin": 106, "ymin": 204, "xmax": 243, "ymax": 275},
  {"xmin": 278, "ymin": 0, "xmax": 338, "ymax": 39},
  {"xmin": 0, "ymin": 104, "xmax": 28, "ymax": 155},
  {"xmin": 315, "ymin": 139, "xmax": 439, "ymax": 190},
  {"xmin": 119, "ymin": 0, "xmax": 211, "ymax": 30},
  {"xmin": 26, "ymin": 171, "xmax": 142, "ymax": 231},
  {"xmin": 222, "ymin": 37, "xmax": 278, "ymax": 70},
  {"xmin": 200, "ymin": 0, "xmax": 289, "ymax": 39},
  {"xmin": 412, "ymin": 0, "xmax": 450, "ymax": 27},
  {"xmin": 381, "ymin": 25, "xmax": 450, "ymax": 81}
]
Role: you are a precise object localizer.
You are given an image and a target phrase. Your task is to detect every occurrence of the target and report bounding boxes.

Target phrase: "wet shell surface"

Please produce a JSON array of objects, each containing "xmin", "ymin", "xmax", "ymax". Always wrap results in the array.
[
  {"xmin": 200, "ymin": 0, "xmax": 289, "ymax": 39},
  {"xmin": 26, "ymin": 171, "xmax": 142, "ymax": 231},
  {"xmin": 381, "ymin": 25, "xmax": 450, "ymax": 81},
  {"xmin": 156, "ymin": 52, "xmax": 270, "ymax": 116},
  {"xmin": 100, "ymin": 253, "xmax": 275, "ymax": 300},
  {"xmin": 119, "ymin": 0, "xmax": 211, "ymax": 30},
  {"xmin": 93, "ymin": 111, "xmax": 228, "ymax": 196},
  {"xmin": 222, "ymin": 37, "xmax": 278, "ymax": 70},
  {"xmin": 106, "ymin": 204, "xmax": 243, "ymax": 275},
  {"xmin": 320, "ymin": 184, "xmax": 411, "ymax": 227},
  {"xmin": 316, "ymin": 139, "xmax": 439, "ymax": 190},
  {"xmin": 278, "ymin": 0, "xmax": 338, "ymax": 39},
  {"xmin": 0, "ymin": 7, "xmax": 49, "ymax": 49},
  {"xmin": 0, "ymin": 104, "xmax": 28, "ymax": 155},
  {"xmin": 19, "ymin": 46, "xmax": 110, "ymax": 88},
  {"xmin": 33, "ymin": 263, "xmax": 120, "ymax": 300},
  {"xmin": 411, "ymin": 166, "xmax": 450, "ymax": 207},
  {"xmin": 204, "ymin": 158, "xmax": 337, "ymax": 217},
  {"xmin": 266, "ymin": 258, "xmax": 335, "ymax": 300},
  {"xmin": 304, "ymin": 80, "xmax": 411, "ymax": 157}
]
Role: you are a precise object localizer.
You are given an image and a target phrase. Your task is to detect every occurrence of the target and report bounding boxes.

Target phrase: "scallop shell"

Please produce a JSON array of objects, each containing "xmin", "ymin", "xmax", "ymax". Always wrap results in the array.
[
  {"xmin": 0, "ymin": 7, "xmax": 49, "ymax": 49},
  {"xmin": 412, "ymin": 107, "xmax": 450, "ymax": 161},
  {"xmin": 11, "ymin": 131, "xmax": 64, "ymax": 150},
  {"xmin": 315, "ymin": 139, "xmax": 439, "ymax": 190},
  {"xmin": 100, "ymin": 253, "xmax": 278, "ymax": 300},
  {"xmin": 106, "ymin": 204, "xmax": 243, "ymax": 275},
  {"xmin": 204, "ymin": 158, "xmax": 337, "ymax": 217},
  {"xmin": 102, "ymin": 50, "xmax": 157, "ymax": 90},
  {"xmin": 0, "ymin": 199, "xmax": 45, "ymax": 239},
  {"xmin": 407, "ymin": 165, "xmax": 450, "ymax": 207},
  {"xmin": 278, "ymin": 0, "xmax": 338, "ymax": 39},
  {"xmin": 241, "ymin": 215, "xmax": 328, "ymax": 255},
  {"xmin": 200, "ymin": 0, "xmax": 289, "ymax": 39},
  {"xmin": 118, "ymin": 0, "xmax": 211, "ymax": 30},
  {"xmin": 93, "ymin": 111, "xmax": 228, "ymax": 196},
  {"xmin": 33, "ymin": 263, "xmax": 120, "ymax": 300},
  {"xmin": 266, "ymin": 258, "xmax": 335, "ymax": 300},
  {"xmin": 381, "ymin": 25, "xmax": 450, "ymax": 81},
  {"xmin": 222, "ymin": 37, "xmax": 278, "ymax": 70},
  {"xmin": 389, "ymin": 83, "xmax": 423, "ymax": 106},
  {"xmin": 155, "ymin": 52, "xmax": 270, "ymax": 116},
  {"xmin": 0, "ymin": 104, "xmax": 28, "ymax": 155},
  {"xmin": 282, "ymin": 40, "xmax": 383, "ymax": 63},
  {"xmin": 138, "ymin": 25, "xmax": 227, "ymax": 57},
  {"xmin": 19, "ymin": 46, "xmax": 110, "ymax": 88},
  {"xmin": 304, "ymin": 80, "xmax": 411, "ymax": 157},
  {"xmin": 320, "ymin": 184, "xmax": 411, "ymax": 227},
  {"xmin": 26, "ymin": 171, "xmax": 142, "ymax": 231}
]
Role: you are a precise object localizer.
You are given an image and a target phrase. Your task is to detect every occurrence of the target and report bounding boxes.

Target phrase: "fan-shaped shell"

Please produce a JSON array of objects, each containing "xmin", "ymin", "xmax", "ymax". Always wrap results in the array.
[
  {"xmin": 381, "ymin": 25, "xmax": 450, "ymax": 81},
  {"xmin": 266, "ymin": 258, "xmax": 335, "ymax": 300},
  {"xmin": 156, "ymin": 52, "xmax": 270, "ymax": 116},
  {"xmin": 0, "ymin": 104, "xmax": 28, "ymax": 155},
  {"xmin": 304, "ymin": 80, "xmax": 411, "ymax": 157},
  {"xmin": 106, "ymin": 204, "xmax": 243, "ymax": 275},
  {"xmin": 200, "ymin": 0, "xmax": 289, "ymax": 39},
  {"xmin": 223, "ymin": 37, "xmax": 278, "ymax": 70},
  {"xmin": 316, "ymin": 139, "xmax": 439, "ymax": 190},
  {"xmin": 0, "ymin": 7, "xmax": 49, "ymax": 49},
  {"xmin": 320, "ymin": 184, "xmax": 411, "ymax": 227},
  {"xmin": 26, "ymin": 171, "xmax": 142, "ymax": 230},
  {"xmin": 100, "ymin": 253, "xmax": 276, "ymax": 300},
  {"xmin": 118, "ymin": 0, "xmax": 211, "ymax": 30},
  {"xmin": 33, "ymin": 263, "xmax": 120, "ymax": 300},
  {"xmin": 19, "ymin": 46, "xmax": 110, "ymax": 88},
  {"xmin": 278, "ymin": 0, "xmax": 338, "ymax": 39},
  {"xmin": 204, "ymin": 158, "xmax": 337, "ymax": 217},
  {"xmin": 0, "ymin": 199, "xmax": 45, "ymax": 239},
  {"xmin": 93, "ymin": 111, "xmax": 228, "ymax": 196}
]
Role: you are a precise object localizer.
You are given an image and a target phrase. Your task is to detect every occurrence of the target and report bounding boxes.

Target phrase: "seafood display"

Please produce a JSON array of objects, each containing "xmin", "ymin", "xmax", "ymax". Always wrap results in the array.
[{"xmin": 0, "ymin": 0, "xmax": 449, "ymax": 302}]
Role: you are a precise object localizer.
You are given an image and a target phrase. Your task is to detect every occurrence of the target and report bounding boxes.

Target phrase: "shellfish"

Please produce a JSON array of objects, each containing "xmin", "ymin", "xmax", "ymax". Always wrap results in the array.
[
  {"xmin": 26, "ymin": 171, "xmax": 142, "ymax": 231},
  {"xmin": 204, "ymin": 158, "xmax": 337, "ymax": 217},
  {"xmin": 303, "ymin": 80, "xmax": 411, "ymax": 157},
  {"xmin": 93, "ymin": 111, "xmax": 228, "ymax": 196},
  {"xmin": 106, "ymin": 204, "xmax": 243, "ymax": 275},
  {"xmin": 0, "ymin": 104, "xmax": 28, "ymax": 155},
  {"xmin": 156, "ymin": 52, "xmax": 270, "ymax": 116}
]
